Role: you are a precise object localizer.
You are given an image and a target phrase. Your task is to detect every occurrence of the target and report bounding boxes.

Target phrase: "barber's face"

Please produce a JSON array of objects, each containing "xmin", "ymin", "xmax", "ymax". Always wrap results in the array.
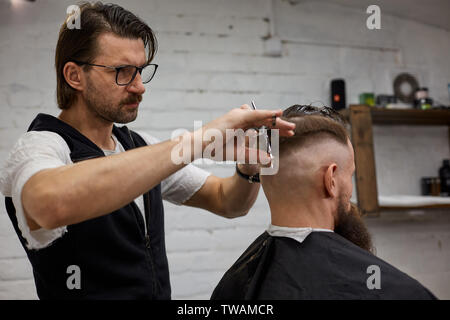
[{"xmin": 82, "ymin": 33, "xmax": 147, "ymax": 124}]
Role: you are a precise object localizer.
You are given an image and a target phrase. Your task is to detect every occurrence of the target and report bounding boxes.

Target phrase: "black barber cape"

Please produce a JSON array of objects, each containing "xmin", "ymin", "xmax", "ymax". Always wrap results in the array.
[{"xmin": 211, "ymin": 231, "xmax": 437, "ymax": 300}]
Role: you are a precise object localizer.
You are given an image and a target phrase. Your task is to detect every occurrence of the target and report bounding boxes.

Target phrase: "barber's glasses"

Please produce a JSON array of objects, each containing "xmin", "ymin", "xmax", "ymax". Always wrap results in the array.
[{"xmin": 72, "ymin": 60, "xmax": 158, "ymax": 86}]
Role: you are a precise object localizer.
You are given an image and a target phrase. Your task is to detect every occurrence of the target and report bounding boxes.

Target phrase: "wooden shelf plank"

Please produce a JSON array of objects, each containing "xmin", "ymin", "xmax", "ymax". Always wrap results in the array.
[
  {"xmin": 378, "ymin": 195, "xmax": 450, "ymax": 211},
  {"xmin": 340, "ymin": 105, "xmax": 450, "ymax": 125},
  {"xmin": 348, "ymin": 106, "xmax": 379, "ymax": 214},
  {"xmin": 380, "ymin": 204, "xmax": 450, "ymax": 210}
]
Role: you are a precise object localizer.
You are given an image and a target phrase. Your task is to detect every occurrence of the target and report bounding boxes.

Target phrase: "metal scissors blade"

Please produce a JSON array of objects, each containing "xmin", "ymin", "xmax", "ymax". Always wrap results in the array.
[{"xmin": 250, "ymin": 100, "xmax": 273, "ymax": 159}]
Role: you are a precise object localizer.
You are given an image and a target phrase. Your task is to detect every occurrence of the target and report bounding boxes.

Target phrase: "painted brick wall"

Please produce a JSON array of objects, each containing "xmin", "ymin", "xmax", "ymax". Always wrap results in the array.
[{"xmin": 0, "ymin": 0, "xmax": 449, "ymax": 299}]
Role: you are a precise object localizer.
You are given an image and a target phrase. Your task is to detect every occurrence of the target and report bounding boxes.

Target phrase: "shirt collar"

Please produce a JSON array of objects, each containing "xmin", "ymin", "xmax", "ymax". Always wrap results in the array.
[
  {"xmin": 267, "ymin": 224, "xmax": 333, "ymax": 244},
  {"xmin": 102, "ymin": 134, "xmax": 122, "ymax": 155}
]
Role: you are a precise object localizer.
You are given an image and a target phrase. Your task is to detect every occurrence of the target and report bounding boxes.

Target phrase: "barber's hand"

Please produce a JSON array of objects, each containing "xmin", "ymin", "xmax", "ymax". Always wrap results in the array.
[
  {"xmin": 194, "ymin": 104, "xmax": 295, "ymax": 163},
  {"xmin": 203, "ymin": 104, "xmax": 295, "ymax": 136}
]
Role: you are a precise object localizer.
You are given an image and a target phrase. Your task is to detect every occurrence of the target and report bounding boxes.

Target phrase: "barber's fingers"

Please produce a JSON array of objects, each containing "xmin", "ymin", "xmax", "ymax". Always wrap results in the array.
[
  {"xmin": 252, "ymin": 113, "xmax": 296, "ymax": 137},
  {"xmin": 233, "ymin": 106, "xmax": 296, "ymax": 136},
  {"xmin": 269, "ymin": 116, "xmax": 296, "ymax": 137},
  {"xmin": 234, "ymin": 106, "xmax": 282, "ymax": 126}
]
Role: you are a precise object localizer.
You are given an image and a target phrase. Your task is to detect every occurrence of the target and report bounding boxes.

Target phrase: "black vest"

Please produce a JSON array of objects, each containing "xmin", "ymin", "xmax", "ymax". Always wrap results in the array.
[{"xmin": 5, "ymin": 113, "xmax": 171, "ymax": 299}]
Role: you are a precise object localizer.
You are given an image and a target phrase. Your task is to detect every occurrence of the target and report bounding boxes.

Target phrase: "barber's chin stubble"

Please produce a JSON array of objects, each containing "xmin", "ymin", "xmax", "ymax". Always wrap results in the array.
[
  {"xmin": 115, "ymin": 107, "xmax": 138, "ymax": 123},
  {"xmin": 84, "ymin": 80, "xmax": 141, "ymax": 124}
]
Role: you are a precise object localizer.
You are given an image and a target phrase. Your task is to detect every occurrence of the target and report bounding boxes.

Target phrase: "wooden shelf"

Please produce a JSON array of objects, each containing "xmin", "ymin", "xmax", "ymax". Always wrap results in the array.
[
  {"xmin": 378, "ymin": 195, "xmax": 450, "ymax": 211},
  {"xmin": 341, "ymin": 105, "xmax": 450, "ymax": 216},
  {"xmin": 379, "ymin": 204, "xmax": 450, "ymax": 211},
  {"xmin": 340, "ymin": 107, "xmax": 450, "ymax": 126}
]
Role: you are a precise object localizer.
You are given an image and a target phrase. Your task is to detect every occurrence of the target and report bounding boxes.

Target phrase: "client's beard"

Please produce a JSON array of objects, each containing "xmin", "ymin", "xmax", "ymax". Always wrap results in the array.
[{"xmin": 334, "ymin": 200, "xmax": 375, "ymax": 254}]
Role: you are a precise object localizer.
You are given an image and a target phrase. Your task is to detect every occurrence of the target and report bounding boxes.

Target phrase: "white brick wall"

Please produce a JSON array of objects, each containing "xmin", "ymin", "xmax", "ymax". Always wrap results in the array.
[{"xmin": 0, "ymin": 0, "xmax": 449, "ymax": 299}]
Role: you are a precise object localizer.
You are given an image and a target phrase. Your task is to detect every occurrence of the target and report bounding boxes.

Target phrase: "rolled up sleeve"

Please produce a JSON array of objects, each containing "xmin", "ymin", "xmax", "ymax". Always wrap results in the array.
[{"xmin": 0, "ymin": 131, "xmax": 71, "ymax": 250}]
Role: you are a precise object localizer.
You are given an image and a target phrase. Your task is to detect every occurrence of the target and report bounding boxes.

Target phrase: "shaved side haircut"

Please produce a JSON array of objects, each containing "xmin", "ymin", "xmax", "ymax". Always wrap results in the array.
[{"xmin": 278, "ymin": 105, "xmax": 349, "ymax": 155}]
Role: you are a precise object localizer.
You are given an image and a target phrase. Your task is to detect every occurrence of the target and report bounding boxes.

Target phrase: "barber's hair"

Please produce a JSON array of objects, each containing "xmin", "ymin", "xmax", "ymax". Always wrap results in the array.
[
  {"xmin": 55, "ymin": 2, "xmax": 157, "ymax": 109},
  {"xmin": 278, "ymin": 105, "xmax": 349, "ymax": 153}
]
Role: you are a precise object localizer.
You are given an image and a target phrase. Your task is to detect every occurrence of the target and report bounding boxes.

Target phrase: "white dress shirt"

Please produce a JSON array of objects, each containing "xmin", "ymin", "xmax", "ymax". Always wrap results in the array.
[
  {"xmin": 0, "ymin": 130, "xmax": 210, "ymax": 250},
  {"xmin": 267, "ymin": 224, "xmax": 333, "ymax": 243}
]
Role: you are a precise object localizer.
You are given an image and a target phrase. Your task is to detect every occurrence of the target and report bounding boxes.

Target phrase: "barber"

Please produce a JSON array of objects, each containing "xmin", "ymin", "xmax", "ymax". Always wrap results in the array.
[{"xmin": 0, "ymin": 2, "xmax": 295, "ymax": 299}]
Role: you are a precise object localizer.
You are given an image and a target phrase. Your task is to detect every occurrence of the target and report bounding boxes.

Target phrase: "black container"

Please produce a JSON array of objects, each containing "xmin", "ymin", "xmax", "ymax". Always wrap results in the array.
[
  {"xmin": 330, "ymin": 79, "xmax": 346, "ymax": 110},
  {"xmin": 421, "ymin": 177, "xmax": 433, "ymax": 195},
  {"xmin": 439, "ymin": 159, "xmax": 450, "ymax": 196}
]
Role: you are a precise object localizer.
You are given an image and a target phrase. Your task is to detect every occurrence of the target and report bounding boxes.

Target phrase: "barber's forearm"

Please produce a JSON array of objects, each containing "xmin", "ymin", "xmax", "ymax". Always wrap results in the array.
[
  {"xmin": 219, "ymin": 165, "xmax": 260, "ymax": 218},
  {"xmin": 22, "ymin": 138, "xmax": 187, "ymax": 230}
]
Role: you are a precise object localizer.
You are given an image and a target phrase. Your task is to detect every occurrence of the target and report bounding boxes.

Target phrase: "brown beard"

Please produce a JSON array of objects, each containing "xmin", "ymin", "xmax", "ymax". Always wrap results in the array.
[
  {"xmin": 334, "ymin": 201, "xmax": 375, "ymax": 254},
  {"xmin": 84, "ymin": 75, "xmax": 142, "ymax": 124}
]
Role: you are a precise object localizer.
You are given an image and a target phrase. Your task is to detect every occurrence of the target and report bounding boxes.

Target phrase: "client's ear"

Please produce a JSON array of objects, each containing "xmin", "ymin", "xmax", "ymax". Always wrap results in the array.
[{"xmin": 323, "ymin": 163, "xmax": 338, "ymax": 198}]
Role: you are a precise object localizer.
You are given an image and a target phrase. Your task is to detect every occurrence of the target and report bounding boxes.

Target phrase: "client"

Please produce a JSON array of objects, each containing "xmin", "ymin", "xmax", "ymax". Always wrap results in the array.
[{"xmin": 211, "ymin": 105, "xmax": 436, "ymax": 300}]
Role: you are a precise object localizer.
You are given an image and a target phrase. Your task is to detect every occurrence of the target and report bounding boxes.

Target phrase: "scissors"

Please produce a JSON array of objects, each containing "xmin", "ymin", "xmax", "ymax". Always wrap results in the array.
[{"xmin": 250, "ymin": 100, "xmax": 273, "ymax": 160}]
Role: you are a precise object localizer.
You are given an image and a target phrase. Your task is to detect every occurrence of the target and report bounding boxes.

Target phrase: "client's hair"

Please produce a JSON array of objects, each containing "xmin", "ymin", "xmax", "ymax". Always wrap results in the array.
[
  {"xmin": 277, "ymin": 105, "xmax": 349, "ymax": 155},
  {"xmin": 282, "ymin": 104, "xmax": 346, "ymax": 124}
]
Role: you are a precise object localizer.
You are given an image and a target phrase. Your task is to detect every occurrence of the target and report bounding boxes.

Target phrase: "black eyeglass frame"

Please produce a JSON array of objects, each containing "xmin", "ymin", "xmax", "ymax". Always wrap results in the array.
[{"xmin": 71, "ymin": 60, "xmax": 158, "ymax": 86}]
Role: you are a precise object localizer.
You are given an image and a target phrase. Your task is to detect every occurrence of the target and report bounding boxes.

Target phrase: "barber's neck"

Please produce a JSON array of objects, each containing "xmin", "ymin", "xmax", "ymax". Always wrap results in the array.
[
  {"xmin": 269, "ymin": 198, "xmax": 336, "ymax": 230},
  {"xmin": 58, "ymin": 101, "xmax": 115, "ymax": 150}
]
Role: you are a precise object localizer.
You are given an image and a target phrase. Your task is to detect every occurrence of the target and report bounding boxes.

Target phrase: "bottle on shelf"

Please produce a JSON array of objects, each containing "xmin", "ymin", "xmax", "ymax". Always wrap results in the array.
[{"xmin": 439, "ymin": 159, "xmax": 450, "ymax": 196}]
